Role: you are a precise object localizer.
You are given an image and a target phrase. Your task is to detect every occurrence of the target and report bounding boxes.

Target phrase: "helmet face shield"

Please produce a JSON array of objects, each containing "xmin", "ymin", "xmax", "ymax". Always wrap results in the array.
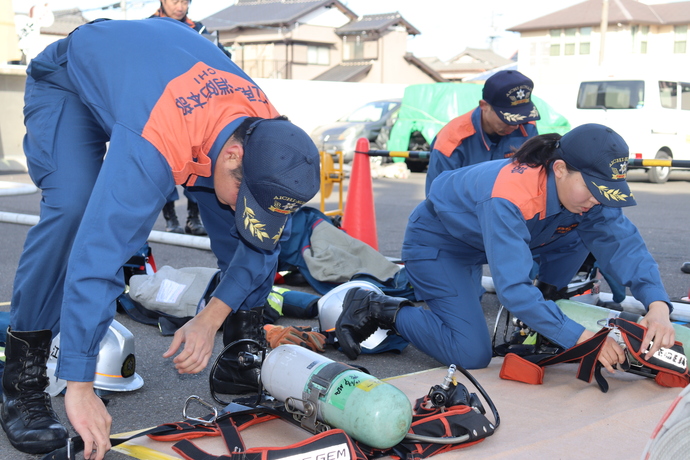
[
  {"xmin": 47, "ymin": 319, "xmax": 144, "ymax": 396},
  {"xmin": 317, "ymin": 280, "xmax": 391, "ymax": 350}
]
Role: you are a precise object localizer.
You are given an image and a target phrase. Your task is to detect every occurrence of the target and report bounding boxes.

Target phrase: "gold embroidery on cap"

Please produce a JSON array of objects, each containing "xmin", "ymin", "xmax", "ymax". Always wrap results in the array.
[
  {"xmin": 593, "ymin": 183, "xmax": 629, "ymax": 202},
  {"xmin": 271, "ymin": 223, "xmax": 285, "ymax": 245},
  {"xmin": 243, "ymin": 197, "xmax": 269, "ymax": 241},
  {"xmin": 500, "ymin": 111, "xmax": 527, "ymax": 123},
  {"xmin": 507, "ymin": 86, "xmax": 532, "ymax": 106},
  {"xmin": 610, "ymin": 158, "xmax": 628, "ymax": 180}
]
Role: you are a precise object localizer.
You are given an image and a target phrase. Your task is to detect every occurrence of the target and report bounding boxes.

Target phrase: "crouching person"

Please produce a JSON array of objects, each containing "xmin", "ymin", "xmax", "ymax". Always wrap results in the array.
[{"xmin": 337, "ymin": 124, "xmax": 674, "ymax": 373}]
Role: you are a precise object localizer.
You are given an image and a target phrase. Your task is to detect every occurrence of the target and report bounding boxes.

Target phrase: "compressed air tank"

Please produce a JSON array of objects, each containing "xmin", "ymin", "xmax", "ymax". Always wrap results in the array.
[
  {"xmin": 556, "ymin": 298, "xmax": 690, "ymax": 361},
  {"xmin": 261, "ymin": 345, "xmax": 412, "ymax": 449}
]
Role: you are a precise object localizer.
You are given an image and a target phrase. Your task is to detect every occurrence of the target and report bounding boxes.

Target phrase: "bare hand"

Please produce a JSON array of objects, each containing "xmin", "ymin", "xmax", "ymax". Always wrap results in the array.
[
  {"xmin": 65, "ymin": 381, "xmax": 112, "ymax": 460},
  {"xmin": 577, "ymin": 329, "xmax": 626, "ymax": 374},
  {"xmin": 163, "ymin": 297, "xmax": 231, "ymax": 374},
  {"xmin": 639, "ymin": 301, "xmax": 675, "ymax": 360}
]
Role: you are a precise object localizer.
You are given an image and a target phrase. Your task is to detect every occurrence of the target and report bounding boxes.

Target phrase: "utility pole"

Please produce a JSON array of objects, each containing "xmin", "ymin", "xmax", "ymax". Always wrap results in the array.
[{"xmin": 599, "ymin": 0, "xmax": 609, "ymax": 65}]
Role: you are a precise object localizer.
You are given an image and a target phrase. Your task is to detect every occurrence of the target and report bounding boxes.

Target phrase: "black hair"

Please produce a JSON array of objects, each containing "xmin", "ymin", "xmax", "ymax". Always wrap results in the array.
[
  {"xmin": 228, "ymin": 115, "xmax": 289, "ymax": 144},
  {"xmin": 511, "ymin": 132, "xmax": 578, "ymax": 172}
]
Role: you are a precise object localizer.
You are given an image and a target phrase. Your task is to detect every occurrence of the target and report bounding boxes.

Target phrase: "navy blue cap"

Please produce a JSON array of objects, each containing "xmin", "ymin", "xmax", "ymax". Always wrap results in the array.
[
  {"xmin": 482, "ymin": 70, "xmax": 540, "ymax": 125},
  {"xmin": 556, "ymin": 123, "xmax": 635, "ymax": 208},
  {"xmin": 237, "ymin": 119, "xmax": 320, "ymax": 250}
]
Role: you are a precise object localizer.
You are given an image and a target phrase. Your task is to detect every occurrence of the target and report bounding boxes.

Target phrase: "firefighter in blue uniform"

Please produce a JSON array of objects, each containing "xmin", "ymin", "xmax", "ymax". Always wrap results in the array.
[
  {"xmin": 425, "ymin": 70, "xmax": 539, "ymax": 195},
  {"xmin": 337, "ymin": 124, "xmax": 675, "ymax": 376},
  {"xmin": 1, "ymin": 19, "xmax": 320, "ymax": 459}
]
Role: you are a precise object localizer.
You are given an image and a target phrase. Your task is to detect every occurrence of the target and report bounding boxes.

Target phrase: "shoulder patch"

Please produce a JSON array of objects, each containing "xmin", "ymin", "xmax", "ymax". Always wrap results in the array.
[
  {"xmin": 491, "ymin": 163, "xmax": 548, "ymax": 220},
  {"xmin": 434, "ymin": 110, "xmax": 475, "ymax": 157}
]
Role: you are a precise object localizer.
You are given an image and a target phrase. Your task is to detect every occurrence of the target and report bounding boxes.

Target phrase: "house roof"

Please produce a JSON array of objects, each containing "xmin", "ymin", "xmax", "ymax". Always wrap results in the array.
[
  {"xmin": 507, "ymin": 0, "xmax": 690, "ymax": 32},
  {"xmin": 40, "ymin": 8, "xmax": 88, "ymax": 36},
  {"xmin": 202, "ymin": 0, "xmax": 357, "ymax": 33},
  {"xmin": 421, "ymin": 48, "xmax": 513, "ymax": 76},
  {"xmin": 336, "ymin": 12, "xmax": 420, "ymax": 36},
  {"xmin": 403, "ymin": 53, "xmax": 447, "ymax": 82},
  {"xmin": 653, "ymin": 1, "xmax": 690, "ymax": 25},
  {"xmin": 312, "ymin": 61, "xmax": 372, "ymax": 81},
  {"xmin": 446, "ymin": 47, "xmax": 514, "ymax": 67}
]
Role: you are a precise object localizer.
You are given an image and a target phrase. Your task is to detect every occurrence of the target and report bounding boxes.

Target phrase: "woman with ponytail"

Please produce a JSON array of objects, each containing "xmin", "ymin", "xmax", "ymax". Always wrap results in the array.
[{"xmin": 336, "ymin": 124, "xmax": 675, "ymax": 374}]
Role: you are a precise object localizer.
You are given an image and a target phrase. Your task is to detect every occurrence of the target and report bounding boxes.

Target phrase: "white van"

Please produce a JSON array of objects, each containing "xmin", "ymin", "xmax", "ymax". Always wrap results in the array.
[{"xmin": 575, "ymin": 77, "xmax": 690, "ymax": 183}]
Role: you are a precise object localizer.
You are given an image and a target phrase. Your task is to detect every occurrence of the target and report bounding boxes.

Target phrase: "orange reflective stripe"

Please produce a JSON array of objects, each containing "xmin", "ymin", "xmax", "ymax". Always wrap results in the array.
[
  {"xmin": 491, "ymin": 163, "xmax": 548, "ymax": 220},
  {"xmin": 434, "ymin": 111, "xmax": 475, "ymax": 157},
  {"xmin": 142, "ymin": 62, "xmax": 279, "ymax": 185}
]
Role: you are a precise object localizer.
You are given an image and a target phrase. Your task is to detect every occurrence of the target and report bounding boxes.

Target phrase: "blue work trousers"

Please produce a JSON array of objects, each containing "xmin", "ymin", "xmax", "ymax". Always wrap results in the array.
[
  {"xmin": 396, "ymin": 258, "xmax": 492, "ymax": 369},
  {"xmin": 11, "ymin": 43, "xmax": 109, "ymax": 334}
]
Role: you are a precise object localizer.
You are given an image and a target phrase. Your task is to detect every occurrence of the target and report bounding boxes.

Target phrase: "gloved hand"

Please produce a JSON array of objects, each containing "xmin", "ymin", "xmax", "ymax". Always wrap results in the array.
[{"xmin": 264, "ymin": 325, "xmax": 326, "ymax": 353}]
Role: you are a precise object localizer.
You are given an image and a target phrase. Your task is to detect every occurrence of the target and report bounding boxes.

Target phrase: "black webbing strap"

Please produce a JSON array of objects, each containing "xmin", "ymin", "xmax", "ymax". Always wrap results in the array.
[
  {"xmin": 41, "ymin": 404, "xmax": 279, "ymax": 460},
  {"xmin": 531, "ymin": 326, "xmax": 611, "ymax": 391},
  {"xmin": 172, "ymin": 429, "xmax": 367, "ymax": 460}
]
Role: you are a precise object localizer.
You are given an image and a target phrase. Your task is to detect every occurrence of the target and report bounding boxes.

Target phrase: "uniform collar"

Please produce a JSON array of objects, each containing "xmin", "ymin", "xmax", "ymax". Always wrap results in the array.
[
  {"xmin": 471, "ymin": 108, "xmax": 492, "ymax": 151},
  {"xmin": 545, "ymin": 168, "xmax": 564, "ymax": 217}
]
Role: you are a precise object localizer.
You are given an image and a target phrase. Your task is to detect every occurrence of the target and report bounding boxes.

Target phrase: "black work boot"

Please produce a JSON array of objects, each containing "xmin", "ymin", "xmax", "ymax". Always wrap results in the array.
[
  {"xmin": 185, "ymin": 201, "xmax": 207, "ymax": 236},
  {"xmin": 211, "ymin": 307, "xmax": 267, "ymax": 395},
  {"xmin": 0, "ymin": 328, "xmax": 68, "ymax": 454},
  {"xmin": 335, "ymin": 288, "xmax": 413, "ymax": 360},
  {"xmin": 162, "ymin": 201, "xmax": 184, "ymax": 233}
]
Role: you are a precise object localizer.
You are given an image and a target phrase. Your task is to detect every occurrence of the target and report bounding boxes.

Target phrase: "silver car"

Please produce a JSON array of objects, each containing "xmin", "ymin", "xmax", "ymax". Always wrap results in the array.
[{"xmin": 310, "ymin": 99, "xmax": 401, "ymax": 162}]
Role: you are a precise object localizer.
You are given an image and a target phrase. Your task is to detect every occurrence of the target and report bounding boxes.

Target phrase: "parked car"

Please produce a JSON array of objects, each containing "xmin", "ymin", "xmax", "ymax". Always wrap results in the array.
[
  {"xmin": 310, "ymin": 99, "xmax": 401, "ymax": 162},
  {"xmin": 387, "ymin": 83, "xmax": 571, "ymax": 172},
  {"xmin": 573, "ymin": 76, "xmax": 690, "ymax": 183}
]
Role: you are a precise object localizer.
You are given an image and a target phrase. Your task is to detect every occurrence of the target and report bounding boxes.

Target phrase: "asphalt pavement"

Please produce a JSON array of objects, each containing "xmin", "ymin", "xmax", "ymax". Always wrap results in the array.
[{"xmin": 1, "ymin": 165, "xmax": 690, "ymax": 459}]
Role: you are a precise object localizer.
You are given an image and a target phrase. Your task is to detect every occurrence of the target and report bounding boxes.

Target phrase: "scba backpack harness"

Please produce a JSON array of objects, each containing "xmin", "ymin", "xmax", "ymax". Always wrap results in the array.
[
  {"xmin": 499, "ymin": 316, "xmax": 690, "ymax": 392},
  {"xmin": 43, "ymin": 366, "xmax": 499, "ymax": 460}
]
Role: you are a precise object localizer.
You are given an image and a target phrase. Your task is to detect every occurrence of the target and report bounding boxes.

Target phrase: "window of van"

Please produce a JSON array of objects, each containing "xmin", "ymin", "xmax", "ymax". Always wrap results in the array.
[
  {"xmin": 659, "ymin": 81, "xmax": 677, "ymax": 108},
  {"xmin": 681, "ymin": 82, "xmax": 690, "ymax": 110},
  {"xmin": 577, "ymin": 80, "xmax": 644, "ymax": 109}
]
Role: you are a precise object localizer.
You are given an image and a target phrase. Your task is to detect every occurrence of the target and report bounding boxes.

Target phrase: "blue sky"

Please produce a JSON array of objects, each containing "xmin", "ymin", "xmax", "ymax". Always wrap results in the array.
[{"xmin": 11, "ymin": 0, "xmax": 685, "ymax": 60}]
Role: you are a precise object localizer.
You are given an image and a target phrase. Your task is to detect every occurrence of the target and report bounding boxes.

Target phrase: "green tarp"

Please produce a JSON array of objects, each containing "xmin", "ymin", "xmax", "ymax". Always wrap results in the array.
[{"xmin": 387, "ymin": 82, "xmax": 571, "ymax": 152}]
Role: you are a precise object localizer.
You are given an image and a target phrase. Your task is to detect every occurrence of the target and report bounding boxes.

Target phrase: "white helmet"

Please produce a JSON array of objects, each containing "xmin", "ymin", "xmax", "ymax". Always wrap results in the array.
[
  {"xmin": 317, "ymin": 280, "xmax": 390, "ymax": 351},
  {"xmin": 47, "ymin": 319, "xmax": 144, "ymax": 396}
]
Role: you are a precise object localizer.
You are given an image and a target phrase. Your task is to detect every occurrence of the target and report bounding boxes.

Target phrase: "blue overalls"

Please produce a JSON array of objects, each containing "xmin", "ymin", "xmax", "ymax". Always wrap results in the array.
[
  {"xmin": 399, "ymin": 159, "xmax": 670, "ymax": 368},
  {"xmin": 425, "ymin": 108, "xmax": 538, "ymax": 195},
  {"xmin": 11, "ymin": 18, "xmax": 281, "ymax": 382}
]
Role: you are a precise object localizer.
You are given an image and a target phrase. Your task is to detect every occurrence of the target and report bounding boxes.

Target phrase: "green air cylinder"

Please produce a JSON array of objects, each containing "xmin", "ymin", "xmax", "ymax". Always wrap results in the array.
[
  {"xmin": 261, "ymin": 344, "xmax": 412, "ymax": 449},
  {"xmin": 556, "ymin": 298, "xmax": 690, "ymax": 361}
]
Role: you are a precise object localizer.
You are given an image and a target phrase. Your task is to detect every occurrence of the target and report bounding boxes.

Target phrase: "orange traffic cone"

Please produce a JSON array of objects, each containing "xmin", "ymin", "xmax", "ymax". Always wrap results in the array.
[{"xmin": 342, "ymin": 138, "xmax": 378, "ymax": 250}]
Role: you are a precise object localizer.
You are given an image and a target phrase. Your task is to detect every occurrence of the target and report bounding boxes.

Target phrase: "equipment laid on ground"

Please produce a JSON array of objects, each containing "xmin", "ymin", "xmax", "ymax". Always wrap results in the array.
[
  {"xmin": 261, "ymin": 344, "xmax": 412, "ymax": 449},
  {"xmin": 43, "ymin": 343, "xmax": 499, "ymax": 460},
  {"xmin": 494, "ymin": 298, "xmax": 690, "ymax": 391},
  {"xmin": 46, "ymin": 319, "xmax": 143, "ymax": 396}
]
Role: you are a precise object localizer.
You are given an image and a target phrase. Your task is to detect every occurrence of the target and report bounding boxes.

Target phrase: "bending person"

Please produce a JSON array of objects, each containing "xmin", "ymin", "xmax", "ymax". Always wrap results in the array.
[
  {"xmin": 337, "ymin": 124, "xmax": 674, "ymax": 372},
  {"xmin": 1, "ymin": 18, "xmax": 319, "ymax": 459}
]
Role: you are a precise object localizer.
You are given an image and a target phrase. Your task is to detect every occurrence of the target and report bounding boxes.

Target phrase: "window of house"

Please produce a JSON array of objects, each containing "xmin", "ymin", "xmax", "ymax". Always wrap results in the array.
[
  {"xmin": 674, "ymin": 25, "xmax": 687, "ymax": 53},
  {"xmin": 307, "ymin": 45, "xmax": 329, "ymax": 65},
  {"xmin": 640, "ymin": 25, "xmax": 649, "ymax": 53},
  {"xmin": 681, "ymin": 82, "xmax": 690, "ymax": 110},
  {"xmin": 659, "ymin": 81, "xmax": 678, "ymax": 109},
  {"xmin": 549, "ymin": 29, "xmax": 561, "ymax": 56},
  {"xmin": 343, "ymin": 36, "xmax": 364, "ymax": 60},
  {"xmin": 579, "ymin": 27, "xmax": 591, "ymax": 54},
  {"xmin": 564, "ymin": 28, "xmax": 576, "ymax": 55},
  {"xmin": 632, "ymin": 25, "xmax": 650, "ymax": 53}
]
